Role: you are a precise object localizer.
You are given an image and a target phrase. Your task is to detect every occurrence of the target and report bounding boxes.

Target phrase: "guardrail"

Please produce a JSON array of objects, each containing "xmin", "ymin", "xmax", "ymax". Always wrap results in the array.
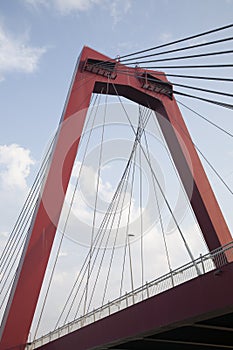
[{"xmin": 28, "ymin": 241, "xmax": 233, "ymax": 349}]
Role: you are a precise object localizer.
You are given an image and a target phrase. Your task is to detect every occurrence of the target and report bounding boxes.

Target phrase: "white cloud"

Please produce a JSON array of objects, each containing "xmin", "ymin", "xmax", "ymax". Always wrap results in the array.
[
  {"xmin": 0, "ymin": 144, "xmax": 34, "ymax": 190},
  {"xmin": 24, "ymin": 0, "xmax": 132, "ymax": 23},
  {"xmin": 108, "ymin": 0, "xmax": 132, "ymax": 25},
  {"xmin": 159, "ymin": 32, "xmax": 173, "ymax": 43},
  {"xmin": 54, "ymin": 0, "xmax": 101, "ymax": 13},
  {"xmin": 24, "ymin": 0, "xmax": 100, "ymax": 12},
  {"xmin": 0, "ymin": 144, "xmax": 35, "ymax": 309},
  {"xmin": 187, "ymin": 38, "xmax": 207, "ymax": 47},
  {"xmin": 0, "ymin": 24, "xmax": 46, "ymax": 80},
  {"xmin": 24, "ymin": 0, "xmax": 48, "ymax": 8}
]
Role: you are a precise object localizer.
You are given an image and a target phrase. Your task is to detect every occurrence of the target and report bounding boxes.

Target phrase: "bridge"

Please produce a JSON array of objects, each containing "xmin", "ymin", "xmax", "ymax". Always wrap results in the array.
[{"xmin": 0, "ymin": 24, "xmax": 233, "ymax": 350}]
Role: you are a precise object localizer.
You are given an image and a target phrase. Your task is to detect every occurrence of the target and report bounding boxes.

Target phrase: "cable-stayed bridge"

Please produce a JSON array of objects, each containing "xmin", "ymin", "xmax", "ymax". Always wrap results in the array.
[{"xmin": 0, "ymin": 23, "xmax": 233, "ymax": 350}]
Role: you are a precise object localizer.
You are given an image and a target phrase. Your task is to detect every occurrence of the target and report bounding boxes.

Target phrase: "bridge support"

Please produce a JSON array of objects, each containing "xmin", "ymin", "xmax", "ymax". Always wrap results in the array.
[{"xmin": 0, "ymin": 46, "xmax": 231, "ymax": 350}]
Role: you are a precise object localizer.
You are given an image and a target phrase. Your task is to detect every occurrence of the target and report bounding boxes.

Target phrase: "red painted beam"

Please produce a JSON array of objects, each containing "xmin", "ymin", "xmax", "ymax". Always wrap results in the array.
[
  {"xmin": 0, "ymin": 47, "xmax": 98, "ymax": 350},
  {"xmin": 0, "ymin": 46, "xmax": 231, "ymax": 350}
]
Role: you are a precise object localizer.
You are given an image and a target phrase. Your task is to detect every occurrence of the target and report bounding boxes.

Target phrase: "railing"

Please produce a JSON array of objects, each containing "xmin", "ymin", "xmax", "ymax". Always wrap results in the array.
[{"xmin": 28, "ymin": 241, "xmax": 233, "ymax": 349}]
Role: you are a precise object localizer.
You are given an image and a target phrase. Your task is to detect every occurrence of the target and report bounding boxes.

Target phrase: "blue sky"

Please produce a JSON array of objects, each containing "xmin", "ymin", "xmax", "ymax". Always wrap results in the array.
[
  {"xmin": 0, "ymin": 0, "xmax": 232, "ymax": 157},
  {"xmin": 0, "ymin": 0, "xmax": 232, "ymax": 233},
  {"xmin": 0, "ymin": 0, "xmax": 233, "ymax": 338}
]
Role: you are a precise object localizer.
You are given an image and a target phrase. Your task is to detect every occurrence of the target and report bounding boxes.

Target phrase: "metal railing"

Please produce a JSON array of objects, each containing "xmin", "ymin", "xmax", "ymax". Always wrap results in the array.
[{"xmin": 28, "ymin": 241, "xmax": 233, "ymax": 349}]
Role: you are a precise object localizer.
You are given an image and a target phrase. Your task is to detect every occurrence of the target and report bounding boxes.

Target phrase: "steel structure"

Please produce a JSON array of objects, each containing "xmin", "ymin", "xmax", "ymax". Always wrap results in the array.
[{"xmin": 0, "ymin": 46, "xmax": 232, "ymax": 350}]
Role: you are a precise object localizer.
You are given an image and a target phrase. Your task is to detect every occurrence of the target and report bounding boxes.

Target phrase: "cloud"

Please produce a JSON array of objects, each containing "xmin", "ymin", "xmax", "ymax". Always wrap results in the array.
[
  {"xmin": 57, "ymin": 158, "xmax": 149, "ymax": 248},
  {"xmin": 24, "ymin": 0, "xmax": 48, "ymax": 9},
  {"xmin": 0, "ymin": 23, "xmax": 46, "ymax": 80},
  {"xmin": 24, "ymin": 0, "xmax": 132, "ymax": 23},
  {"xmin": 24, "ymin": 0, "xmax": 100, "ymax": 12},
  {"xmin": 108, "ymin": 0, "xmax": 132, "ymax": 25},
  {"xmin": 0, "ymin": 144, "xmax": 35, "ymax": 305},
  {"xmin": 53, "ymin": 0, "xmax": 102, "ymax": 13},
  {"xmin": 0, "ymin": 144, "xmax": 34, "ymax": 190},
  {"xmin": 159, "ymin": 32, "xmax": 173, "ymax": 43}
]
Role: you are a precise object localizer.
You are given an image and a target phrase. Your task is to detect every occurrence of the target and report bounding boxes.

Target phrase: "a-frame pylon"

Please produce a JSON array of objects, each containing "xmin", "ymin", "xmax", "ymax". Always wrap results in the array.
[{"xmin": 0, "ymin": 46, "xmax": 232, "ymax": 350}]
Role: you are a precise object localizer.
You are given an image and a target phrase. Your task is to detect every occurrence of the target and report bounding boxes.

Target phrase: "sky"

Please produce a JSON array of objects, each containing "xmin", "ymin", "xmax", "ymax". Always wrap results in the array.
[{"xmin": 0, "ymin": 0, "xmax": 233, "ymax": 341}]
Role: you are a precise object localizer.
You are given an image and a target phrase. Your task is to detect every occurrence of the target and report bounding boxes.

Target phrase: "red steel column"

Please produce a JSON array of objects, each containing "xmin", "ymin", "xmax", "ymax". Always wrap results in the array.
[
  {"xmin": 156, "ymin": 96, "xmax": 232, "ymax": 251},
  {"xmin": 0, "ymin": 47, "xmax": 96, "ymax": 350}
]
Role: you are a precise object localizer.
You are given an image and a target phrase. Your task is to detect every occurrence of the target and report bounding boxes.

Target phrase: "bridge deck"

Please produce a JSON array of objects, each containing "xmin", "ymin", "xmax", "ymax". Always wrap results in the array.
[{"xmin": 30, "ymin": 257, "xmax": 233, "ymax": 350}]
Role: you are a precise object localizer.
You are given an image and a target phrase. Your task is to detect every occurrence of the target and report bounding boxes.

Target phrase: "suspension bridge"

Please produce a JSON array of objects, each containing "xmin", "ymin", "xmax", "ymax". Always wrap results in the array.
[{"xmin": 0, "ymin": 23, "xmax": 233, "ymax": 350}]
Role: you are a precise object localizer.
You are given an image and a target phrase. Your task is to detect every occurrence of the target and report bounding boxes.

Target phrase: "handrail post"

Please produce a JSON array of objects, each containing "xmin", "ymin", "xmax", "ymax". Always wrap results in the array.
[
  {"xmin": 200, "ymin": 253, "xmax": 205, "ymax": 273},
  {"xmin": 146, "ymin": 282, "xmax": 149, "ymax": 298},
  {"xmin": 170, "ymin": 269, "xmax": 175, "ymax": 287}
]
